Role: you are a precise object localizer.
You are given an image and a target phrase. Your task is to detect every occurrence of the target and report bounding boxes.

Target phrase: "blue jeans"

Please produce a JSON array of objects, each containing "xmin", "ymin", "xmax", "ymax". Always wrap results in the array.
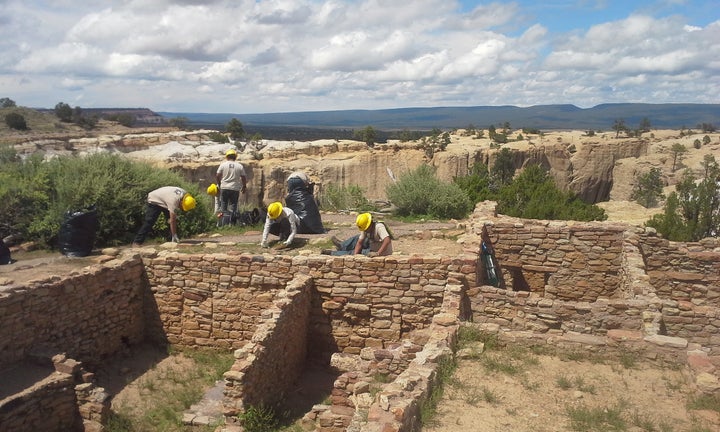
[{"xmin": 331, "ymin": 234, "xmax": 371, "ymax": 256}]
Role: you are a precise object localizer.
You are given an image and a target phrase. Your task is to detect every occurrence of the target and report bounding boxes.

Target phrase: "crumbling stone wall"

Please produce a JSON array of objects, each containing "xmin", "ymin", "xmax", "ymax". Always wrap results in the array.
[
  {"xmin": 637, "ymin": 234, "xmax": 720, "ymax": 351},
  {"xmin": 482, "ymin": 219, "xmax": 626, "ymax": 301},
  {"xmin": 0, "ymin": 256, "xmax": 147, "ymax": 368},
  {"xmin": 0, "ymin": 373, "xmax": 81, "ymax": 432},
  {"xmin": 639, "ymin": 235, "xmax": 720, "ymax": 306},
  {"xmin": 223, "ymin": 275, "xmax": 313, "ymax": 423}
]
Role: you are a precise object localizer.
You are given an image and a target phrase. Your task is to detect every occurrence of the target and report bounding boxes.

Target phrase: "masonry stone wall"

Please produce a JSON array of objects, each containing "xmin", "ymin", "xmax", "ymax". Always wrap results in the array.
[
  {"xmin": 0, "ymin": 256, "xmax": 147, "ymax": 369},
  {"xmin": 0, "ymin": 373, "xmax": 81, "ymax": 432},
  {"xmin": 223, "ymin": 275, "xmax": 313, "ymax": 422},
  {"xmin": 482, "ymin": 219, "xmax": 626, "ymax": 301},
  {"xmin": 637, "ymin": 234, "xmax": 720, "ymax": 351},
  {"xmin": 639, "ymin": 235, "xmax": 720, "ymax": 306},
  {"xmin": 143, "ymin": 253, "xmax": 477, "ymax": 358}
]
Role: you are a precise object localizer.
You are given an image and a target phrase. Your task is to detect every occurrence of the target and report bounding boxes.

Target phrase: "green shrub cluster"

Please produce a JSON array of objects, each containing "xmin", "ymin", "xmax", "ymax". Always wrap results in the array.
[
  {"xmin": 386, "ymin": 164, "xmax": 473, "ymax": 219},
  {"xmin": 320, "ymin": 184, "xmax": 376, "ymax": 212},
  {"xmin": 0, "ymin": 148, "xmax": 214, "ymax": 248},
  {"xmin": 645, "ymin": 157, "xmax": 719, "ymax": 241},
  {"xmin": 453, "ymin": 160, "xmax": 606, "ymax": 222}
]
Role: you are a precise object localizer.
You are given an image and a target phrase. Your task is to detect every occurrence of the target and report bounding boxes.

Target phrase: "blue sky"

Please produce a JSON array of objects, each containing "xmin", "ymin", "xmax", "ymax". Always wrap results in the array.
[{"xmin": 0, "ymin": 0, "xmax": 718, "ymax": 113}]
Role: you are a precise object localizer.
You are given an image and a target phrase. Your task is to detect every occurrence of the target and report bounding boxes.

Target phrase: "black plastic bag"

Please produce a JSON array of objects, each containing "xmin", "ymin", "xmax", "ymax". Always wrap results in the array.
[
  {"xmin": 58, "ymin": 206, "xmax": 99, "ymax": 257},
  {"xmin": 0, "ymin": 238, "xmax": 11, "ymax": 265},
  {"xmin": 285, "ymin": 187, "xmax": 324, "ymax": 234}
]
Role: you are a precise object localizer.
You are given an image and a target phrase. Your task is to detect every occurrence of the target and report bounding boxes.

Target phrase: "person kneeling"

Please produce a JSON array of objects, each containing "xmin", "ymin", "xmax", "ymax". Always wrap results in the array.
[
  {"xmin": 325, "ymin": 213, "xmax": 392, "ymax": 256},
  {"xmin": 261, "ymin": 202, "xmax": 299, "ymax": 248}
]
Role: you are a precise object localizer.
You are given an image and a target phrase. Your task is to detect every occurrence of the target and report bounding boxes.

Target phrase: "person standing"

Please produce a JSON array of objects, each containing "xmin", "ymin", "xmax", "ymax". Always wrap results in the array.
[
  {"xmin": 324, "ymin": 213, "xmax": 393, "ymax": 256},
  {"xmin": 260, "ymin": 202, "xmax": 299, "ymax": 248},
  {"xmin": 132, "ymin": 186, "xmax": 196, "ymax": 246},
  {"xmin": 215, "ymin": 148, "xmax": 247, "ymax": 218}
]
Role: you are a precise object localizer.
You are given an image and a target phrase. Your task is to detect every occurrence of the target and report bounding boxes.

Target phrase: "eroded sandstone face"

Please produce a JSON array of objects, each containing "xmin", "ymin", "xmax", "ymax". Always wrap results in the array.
[{"xmin": 13, "ymin": 129, "xmax": 720, "ymax": 207}]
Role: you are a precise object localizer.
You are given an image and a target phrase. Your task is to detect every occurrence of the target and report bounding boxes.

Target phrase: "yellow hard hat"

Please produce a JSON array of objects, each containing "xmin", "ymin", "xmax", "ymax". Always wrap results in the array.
[
  {"xmin": 356, "ymin": 213, "xmax": 372, "ymax": 231},
  {"xmin": 206, "ymin": 184, "xmax": 219, "ymax": 196},
  {"xmin": 225, "ymin": 148, "xmax": 237, "ymax": 157},
  {"xmin": 181, "ymin": 194, "xmax": 196, "ymax": 211},
  {"xmin": 267, "ymin": 202, "xmax": 283, "ymax": 219}
]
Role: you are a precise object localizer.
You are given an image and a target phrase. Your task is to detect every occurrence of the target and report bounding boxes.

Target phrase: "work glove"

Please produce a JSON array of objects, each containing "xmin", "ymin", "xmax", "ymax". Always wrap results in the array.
[{"xmin": 171, "ymin": 234, "xmax": 180, "ymax": 243}]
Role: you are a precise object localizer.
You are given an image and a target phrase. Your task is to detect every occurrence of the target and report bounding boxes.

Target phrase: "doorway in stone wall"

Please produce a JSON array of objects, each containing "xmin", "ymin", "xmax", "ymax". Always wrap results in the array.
[{"xmin": 508, "ymin": 267, "xmax": 530, "ymax": 291}]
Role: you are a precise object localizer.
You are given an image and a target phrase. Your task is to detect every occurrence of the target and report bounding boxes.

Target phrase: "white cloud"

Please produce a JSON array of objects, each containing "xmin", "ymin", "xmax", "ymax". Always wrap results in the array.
[{"xmin": 1, "ymin": 0, "xmax": 718, "ymax": 112}]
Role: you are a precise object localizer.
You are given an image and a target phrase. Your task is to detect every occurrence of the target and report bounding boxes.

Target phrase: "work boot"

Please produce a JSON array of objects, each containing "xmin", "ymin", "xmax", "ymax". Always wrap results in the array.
[
  {"xmin": 330, "ymin": 236, "xmax": 342, "ymax": 249},
  {"xmin": 320, "ymin": 249, "xmax": 333, "ymax": 255}
]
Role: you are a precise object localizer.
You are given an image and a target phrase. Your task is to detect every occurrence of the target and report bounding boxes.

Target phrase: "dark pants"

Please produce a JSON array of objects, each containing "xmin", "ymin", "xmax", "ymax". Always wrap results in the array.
[
  {"xmin": 331, "ymin": 234, "xmax": 371, "ymax": 256},
  {"xmin": 269, "ymin": 218, "xmax": 292, "ymax": 241},
  {"xmin": 133, "ymin": 203, "xmax": 169, "ymax": 244},
  {"xmin": 0, "ymin": 238, "xmax": 11, "ymax": 265},
  {"xmin": 220, "ymin": 188, "xmax": 241, "ymax": 214}
]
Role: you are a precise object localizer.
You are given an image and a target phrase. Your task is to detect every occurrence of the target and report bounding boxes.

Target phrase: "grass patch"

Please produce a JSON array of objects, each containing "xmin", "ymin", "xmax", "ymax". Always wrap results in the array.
[
  {"xmin": 687, "ymin": 393, "xmax": 720, "ymax": 413},
  {"xmin": 419, "ymin": 354, "xmax": 457, "ymax": 427},
  {"xmin": 566, "ymin": 402, "xmax": 627, "ymax": 431},
  {"xmin": 106, "ymin": 347, "xmax": 234, "ymax": 432}
]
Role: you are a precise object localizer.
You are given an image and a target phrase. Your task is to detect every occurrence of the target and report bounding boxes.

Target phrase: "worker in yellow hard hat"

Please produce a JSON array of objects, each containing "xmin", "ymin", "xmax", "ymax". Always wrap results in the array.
[
  {"xmin": 260, "ymin": 201, "xmax": 300, "ymax": 248},
  {"xmin": 132, "ymin": 186, "xmax": 196, "ymax": 246},
  {"xmin": 322, "ymin": 212, "xmax": 393, "ymax": 256},
  {"xmin": 215, "ymin": 148, "xmax": 247, "ymax": 225}
]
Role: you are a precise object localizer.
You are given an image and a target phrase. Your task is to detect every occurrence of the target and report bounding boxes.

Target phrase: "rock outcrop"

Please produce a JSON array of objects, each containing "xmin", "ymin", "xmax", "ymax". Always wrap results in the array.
[{"xmin": 11, "ymin": 128, "xmax": 720, "ymax": 209}]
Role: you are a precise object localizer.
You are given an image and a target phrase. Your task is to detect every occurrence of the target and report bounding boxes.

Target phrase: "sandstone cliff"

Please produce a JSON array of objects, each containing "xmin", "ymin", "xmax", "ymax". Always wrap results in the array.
[{"xmin": 11, "ymin": 128, "xmax": 720, "ymax": 220}]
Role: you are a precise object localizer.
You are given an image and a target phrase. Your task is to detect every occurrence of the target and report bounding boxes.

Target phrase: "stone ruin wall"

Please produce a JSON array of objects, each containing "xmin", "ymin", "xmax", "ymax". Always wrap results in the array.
[
  {"xmin": 0, "ymin": 257, "xmax": 148, "ymax": 367},
  {"xmin": 2, "ymin": 203, "xmax": 720, "ymax": 431},
  {"xmin": 0, "ymin": 257, "xmax": 147, "ymax": 431},
  {"xmin": 467, "ymin": 203, "xmax": 720, "ymax": 357},
  {"xmin": 143, "ymin": 252, "xmax": 476, "ymax": 357},
  {"xmin": 222, "ymin": 274, "xmax": 313, "ymax": 423}
]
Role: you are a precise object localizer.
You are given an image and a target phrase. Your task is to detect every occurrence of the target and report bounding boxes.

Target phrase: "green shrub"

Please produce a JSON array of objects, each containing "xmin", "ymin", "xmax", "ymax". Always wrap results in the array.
[
  {"xmin": 207, "ymin": 131, "xmax": 229, "ymax": 143},
  {"xmin": 237, "ymin": 405, "xmax": 279, "ymax": 432},
  {"xmin": 428, "ymin": 182, "xmax": 473, "ymax": 219},
  {"xmin": 497, "ymin": 165, "xmax": 606, "ymax": 221},
  {"xmin": 5, "ymin": 112, "xmax": 28, "ymax": 130},
  {"xmin": 453, "ymin": 162, "xmax": 494, "ymax": 203},
  {"xmin": 386, "ymin": 164, "xmax": 441, "ymax": 216},
  {"xmin": 387, "ymin": 164, "xmax": 473, "ymax": 219},
  {"xmin": 320, "ymin": 184, "xmax": 376, "ymax": 212},
  {"xmin": 0, "ymin": 153, "xmax": 214, "ymax": 248}
]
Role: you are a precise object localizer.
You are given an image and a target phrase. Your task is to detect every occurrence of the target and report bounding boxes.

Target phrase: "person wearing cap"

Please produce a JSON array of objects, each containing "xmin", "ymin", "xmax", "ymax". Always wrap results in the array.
[
  {"xmin": 323, "ymin": 213, "xmax": 393, "ymax": 256},
  {"xmin": 215, "ymin": 148, "xmax": 247, "ymax": 218},
  {"xmin": 260, "ymin": 201, "xmax": 299, "ymax": 248},
  {"xmin": 132, "ymin": 186, "xmax": 196, "ymax": 246}
]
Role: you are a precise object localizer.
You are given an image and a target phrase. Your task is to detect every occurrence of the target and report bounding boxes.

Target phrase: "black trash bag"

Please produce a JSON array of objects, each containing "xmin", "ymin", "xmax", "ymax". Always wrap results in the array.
[
  {"xmin": 285, "ymin": 187, "xmax": 324, "ymax": 234},
  {"xmin": 58, "ymin": 206, "xmax": 99, "ymax": 257},
  {"xmin": 0, "ymin": 238, "xmax": 11, "ymax": 265}
]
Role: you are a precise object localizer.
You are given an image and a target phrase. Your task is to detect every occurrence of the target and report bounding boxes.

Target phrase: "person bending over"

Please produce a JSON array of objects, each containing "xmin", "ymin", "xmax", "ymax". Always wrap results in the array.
[
  {"xmin": 260, "ymin": 202, "xmax": 299, "ymax": 248},
  {"xmin": 324, "ymin": 213, "xmax": 393, "ymax": 256},
  {"xmin": 133, "ymin": 186, "xmax": 196, "ymax": 246}
]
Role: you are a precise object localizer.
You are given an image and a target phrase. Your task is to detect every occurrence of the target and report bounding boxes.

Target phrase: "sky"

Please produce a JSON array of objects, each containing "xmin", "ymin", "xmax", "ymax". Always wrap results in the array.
[{"xmin": 0, "ymin": 0, "xmax": 718, "ymax": 114}]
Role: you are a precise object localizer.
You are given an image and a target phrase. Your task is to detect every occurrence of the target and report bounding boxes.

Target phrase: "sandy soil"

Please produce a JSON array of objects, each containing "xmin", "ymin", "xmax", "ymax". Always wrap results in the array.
[{"xmin": 426, "ymin": 346, "xmax": 720, "ymax": 432}]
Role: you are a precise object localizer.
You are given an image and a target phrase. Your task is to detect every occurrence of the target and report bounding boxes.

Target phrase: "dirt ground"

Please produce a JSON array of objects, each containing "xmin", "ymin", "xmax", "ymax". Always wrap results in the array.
[{"xmin": 426, "ymin": 347, "xmax": 720, "ymax": 432}]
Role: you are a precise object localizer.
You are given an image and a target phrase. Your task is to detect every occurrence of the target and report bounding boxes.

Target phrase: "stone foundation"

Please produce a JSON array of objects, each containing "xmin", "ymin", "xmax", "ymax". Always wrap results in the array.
[{"xmin": 1, "ymin": 202, "xmax": 719, "ymax": 431}]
